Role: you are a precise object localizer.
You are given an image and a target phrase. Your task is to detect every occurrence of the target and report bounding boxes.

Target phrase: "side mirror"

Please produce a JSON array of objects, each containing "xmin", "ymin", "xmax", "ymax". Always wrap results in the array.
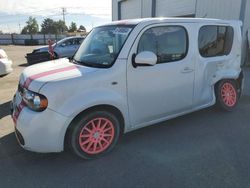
[{"xmin": 133, "ymin": 51, "xmax": 157, "ymax": 68}]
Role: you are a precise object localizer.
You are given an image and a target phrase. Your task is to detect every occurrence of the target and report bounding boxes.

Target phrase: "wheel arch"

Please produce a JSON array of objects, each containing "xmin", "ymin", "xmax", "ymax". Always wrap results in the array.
[
  {"xmin": 64, "ymin": 104, "xmax": 125, "ymax": 149},
  {"xmin": 214, "ymin": 70, "xmax": 243, "ymax": 96}
]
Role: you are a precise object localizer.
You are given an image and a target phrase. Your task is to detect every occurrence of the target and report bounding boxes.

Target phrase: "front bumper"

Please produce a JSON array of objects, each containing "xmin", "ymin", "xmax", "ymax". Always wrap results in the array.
[{"xmin": 11, "ymin": 93, "xmax": 72, "ymax": 153}]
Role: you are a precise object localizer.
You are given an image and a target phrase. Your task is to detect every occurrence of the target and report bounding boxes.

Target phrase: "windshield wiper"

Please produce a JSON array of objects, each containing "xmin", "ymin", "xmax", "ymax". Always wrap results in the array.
[
  {"xmin": 71, "ymin": 58, "xmax": 82, "ymax": 65},
  {"xmin": 71, "ymin": 58, "xmax": 109, "ymax": 68},
  {"xmin": 80, "ymin": 61, "xmax": 106, "ymax": 68}
]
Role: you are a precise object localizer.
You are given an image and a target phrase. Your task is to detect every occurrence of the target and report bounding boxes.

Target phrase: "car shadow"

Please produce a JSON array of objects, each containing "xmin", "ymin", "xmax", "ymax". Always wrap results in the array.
[
  {"xmin": 0, "ymin": 74, "xmax": 9, "ymax": 78},
  {"xmin": 0, "ymin": 101, "xmax": 11, "ymax": 119},
  {"xmin": 18, "ymin": 63, "xmax": 29, "ymax": 67}
]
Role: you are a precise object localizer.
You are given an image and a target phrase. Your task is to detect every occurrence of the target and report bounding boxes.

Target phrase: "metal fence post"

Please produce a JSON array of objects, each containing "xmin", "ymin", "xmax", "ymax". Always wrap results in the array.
[
  {"xmin": 11, "ymin": 34, "xmax": 14, "ymax": 45},
  {"xmin": 43, "ymin": 34, "xmax": 46, "ymax": 45}
]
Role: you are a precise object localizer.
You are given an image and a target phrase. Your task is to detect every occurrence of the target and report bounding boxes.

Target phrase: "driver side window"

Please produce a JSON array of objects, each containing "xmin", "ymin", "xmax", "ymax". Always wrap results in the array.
[
  {"xmin": 61, "ymin": 39, "xmax": 74, "ymax": 47},
  {"xmin": 137, "ymin": 26, "xmax": 188, "ymax": 64}
]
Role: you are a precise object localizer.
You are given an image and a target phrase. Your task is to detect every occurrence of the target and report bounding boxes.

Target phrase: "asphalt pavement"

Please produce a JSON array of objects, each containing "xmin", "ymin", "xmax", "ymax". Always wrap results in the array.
[{"xmin": 0, "ymin": 49, "xmax": 250, "ymax": 187}]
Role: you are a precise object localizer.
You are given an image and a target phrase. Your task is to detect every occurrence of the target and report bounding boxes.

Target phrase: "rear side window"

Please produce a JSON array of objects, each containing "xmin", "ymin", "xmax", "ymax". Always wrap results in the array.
[
  {"xmin": 198, "ymin": 25, "xmax": 234, "ymax": 57},
  {"xmin": 138, "ymin": 26, "xmax": 188, "ymax": 64}
]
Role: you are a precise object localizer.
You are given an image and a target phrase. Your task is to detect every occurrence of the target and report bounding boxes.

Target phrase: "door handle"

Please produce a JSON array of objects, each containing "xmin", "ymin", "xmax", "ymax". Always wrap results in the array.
[{"xmin": 181, "ymin": 67, "xmax": 194, "ymax": 73}]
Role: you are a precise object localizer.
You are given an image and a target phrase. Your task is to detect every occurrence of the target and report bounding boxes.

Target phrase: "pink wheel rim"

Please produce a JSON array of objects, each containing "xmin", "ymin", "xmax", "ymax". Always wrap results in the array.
[
  {"xmin": 221, "ymin": 82, "xmax": 237, "ymax": 107},
  {"xmin": 79, "ymin": 117, "xmax": 115, "ymax": 154}
]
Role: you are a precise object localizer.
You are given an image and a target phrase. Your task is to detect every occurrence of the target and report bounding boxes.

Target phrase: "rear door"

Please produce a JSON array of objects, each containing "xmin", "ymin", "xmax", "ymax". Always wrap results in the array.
[{"xmin": 193, "ymin": 25, "xmax": 235, "ymax": 106}]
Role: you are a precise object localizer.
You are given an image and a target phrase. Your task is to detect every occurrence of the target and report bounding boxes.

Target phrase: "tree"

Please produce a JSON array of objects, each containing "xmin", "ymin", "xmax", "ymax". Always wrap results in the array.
[
  {"xmin": 21, "ymin": 27, "xmax": 28, "ymax": 34},
  {"xmin": 41, "ymin": 18, "xmax": 68, "ymax": 34},
  {"xmin": 68, "ymin": 22, "xmax": 77, "ymax": 32},
  {"xmin": 41, "ymin": 18, "xmax": 56, "ymax": 34},
  {"xmin": 21, "ymin": 17, "xmax": 39, "ymax": 34},
  {"xmin": 78, "ymin": 25, "xmax": 86, "ymax": 32},
  {"xmin": 54, "ymin": 20, "xmax": 68, "ymax": 33}
]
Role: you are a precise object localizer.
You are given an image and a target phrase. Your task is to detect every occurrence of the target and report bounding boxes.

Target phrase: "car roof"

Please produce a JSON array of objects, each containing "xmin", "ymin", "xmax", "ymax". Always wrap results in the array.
[
  {"xmin": 57, "ymin": 36, "xmax": 84, "ymax": 43},
  {"xmin": 104, "ymin": 17, "xmax": 242, "ymax": 26},
  {"xmin": 62, "ymin": 36, "xmax": 85, "ymax": 40}
]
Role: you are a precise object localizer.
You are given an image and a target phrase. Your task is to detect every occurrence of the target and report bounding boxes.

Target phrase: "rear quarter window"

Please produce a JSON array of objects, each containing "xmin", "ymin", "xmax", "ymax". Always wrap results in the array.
[{"xmin": 198, "ymin": 25, "xmax": 234, "ymax": 57}]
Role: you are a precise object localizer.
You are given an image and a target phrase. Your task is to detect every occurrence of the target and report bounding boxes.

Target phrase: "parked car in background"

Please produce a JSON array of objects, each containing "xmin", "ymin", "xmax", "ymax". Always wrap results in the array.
[
  {"xmin": 0, "ymin": 49, "xmax": 13, "ymax": 76},
  {"xmin": 26, "ymin": 36, "xmax": 85, "ymax": 65},
  {"xmin": 11, "ymin": 18, "xmax": 243, "ymax": 159}
]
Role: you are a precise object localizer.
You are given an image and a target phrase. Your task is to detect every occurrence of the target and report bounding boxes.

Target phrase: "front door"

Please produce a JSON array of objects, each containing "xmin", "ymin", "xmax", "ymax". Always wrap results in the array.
[{"xmin": 127, "ymin": 24, "xmax": 195, "ymax": 127}]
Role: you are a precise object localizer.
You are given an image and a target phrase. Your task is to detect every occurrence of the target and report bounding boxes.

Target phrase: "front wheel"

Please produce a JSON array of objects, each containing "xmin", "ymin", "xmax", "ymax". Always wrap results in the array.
[
  {"xmin": 70, "ymin": 111, "xmax": 120, "ymax": 159},
  {"xmin": 215, "ymin": 80, "xmax": 239, "ymax": 111}
]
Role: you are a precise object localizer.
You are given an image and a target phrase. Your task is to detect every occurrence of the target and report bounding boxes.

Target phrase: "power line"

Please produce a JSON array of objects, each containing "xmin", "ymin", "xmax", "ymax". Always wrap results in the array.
[{"xmin": 0, "ymin": 8, "xmax": 61, "ymax": 18}]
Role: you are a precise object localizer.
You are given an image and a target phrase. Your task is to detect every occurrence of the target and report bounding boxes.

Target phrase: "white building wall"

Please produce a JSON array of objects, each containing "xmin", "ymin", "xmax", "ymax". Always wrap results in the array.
[
  {"xmin": 243, "ymin": 0, "xmax": 250, "ymax": 63},
  {"xmin": 196, "ymin": 0, "xmax": 241, "ymax": 19},
  {"xmin": 155, "ymin": 0, "xmax": 196, "ymax": 17},
  {"xmin": 112, "ymin": 0, "xmax": 196, "ymax": 20},
  {"xmin": 120, "ymin": 0, "xmax": 142, "ymax": 19},
  {"xmin": 112, "ymin": 0, "xmax": 119, "ymax": 21},
  {"xmin": 142, "ymin": 0, "xmax": 153, "ymax": 17},
  {"xmin": 243, "ymin": 0, "xmax": 250, "ymax": 33}
]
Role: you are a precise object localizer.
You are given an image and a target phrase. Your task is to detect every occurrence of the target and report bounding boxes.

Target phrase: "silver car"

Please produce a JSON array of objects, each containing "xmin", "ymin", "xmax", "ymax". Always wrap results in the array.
[{"xmin": 33, "ymin": 36, "xmax": 85, "ymax": 58}]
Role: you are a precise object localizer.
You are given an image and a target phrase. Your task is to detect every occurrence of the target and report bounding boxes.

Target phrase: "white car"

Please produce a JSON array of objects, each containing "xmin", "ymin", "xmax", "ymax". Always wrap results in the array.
[
  {"xmin": 11, "ymin": 18, "xmax": 244, "ymax": 159},
  {"xmin": 0, "ymin": 49, "xmax": 13, "ymax": 76}
]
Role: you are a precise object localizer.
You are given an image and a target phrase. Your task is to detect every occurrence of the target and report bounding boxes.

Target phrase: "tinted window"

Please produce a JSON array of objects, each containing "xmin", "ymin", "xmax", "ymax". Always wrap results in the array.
[
  {"xmin": 73, "ymin": 38, "xmax": 84, "ymax": 45},
  {"xmin": 62, "ymin": 39, "xmax": 74, "ymax": 46},
  {"xmin": 77, "ymin": 38, "xmax": 84, "ymax": 45},
  {"xmin": 198, "ymin": 25, "xmax": 234, "ymax": 57},
  {"xmin": 138, "ymin": 26, "xmax": 188, "ymax": 63}
]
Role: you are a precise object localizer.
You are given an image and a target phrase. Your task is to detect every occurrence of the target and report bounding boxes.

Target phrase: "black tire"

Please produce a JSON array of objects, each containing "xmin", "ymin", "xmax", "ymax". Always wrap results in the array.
[
  {"xmin": 53, "ymin": 52, "xmax": 59, "ymax": 59},
  {"xmin": 215, "ymin": 79, "xmax": 239, "ymax": 111},
  {"xmin": 69, "ymin": 110, "xmax": 120, "ymax": 159}
]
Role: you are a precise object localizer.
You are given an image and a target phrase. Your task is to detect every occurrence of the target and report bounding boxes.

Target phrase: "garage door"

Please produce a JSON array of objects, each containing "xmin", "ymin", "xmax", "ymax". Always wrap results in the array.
[
  {"xmin": 120, "ymin": 0, "xmax": 141, "ymax": 19},
  {"xmin": 155, "ymin": 0, "xmax": 196, "ymax": 17}
]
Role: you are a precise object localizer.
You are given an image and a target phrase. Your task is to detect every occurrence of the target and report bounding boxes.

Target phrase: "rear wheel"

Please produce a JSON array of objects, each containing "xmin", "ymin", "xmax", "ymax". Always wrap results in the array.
[
  {"xmin": 70, "ymin": 111, "xmax": 120, "ymax": 159},
  {"xmin": 216, "ymin": 80, "xmax": 239, "ymax": 111}
]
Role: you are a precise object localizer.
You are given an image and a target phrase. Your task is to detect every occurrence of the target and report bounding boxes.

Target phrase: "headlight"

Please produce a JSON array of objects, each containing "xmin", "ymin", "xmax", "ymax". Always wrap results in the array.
[{"xmin": 22, "ymin": 89, "xmax": 48, "ymax": 112}]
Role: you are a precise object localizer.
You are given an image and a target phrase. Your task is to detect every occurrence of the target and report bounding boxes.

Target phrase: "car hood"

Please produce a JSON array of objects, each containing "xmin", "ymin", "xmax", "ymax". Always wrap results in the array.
[
  {"xmin": 33, "ymin": 43, "xmax": 56, "ymax": 53},
  {"xmin": 33, "ymin": 46, "xmax": 49, "ymax": 52},
  {"xmin": 19, "ymin": 58, "xmax": 98, "ymax": 92}
]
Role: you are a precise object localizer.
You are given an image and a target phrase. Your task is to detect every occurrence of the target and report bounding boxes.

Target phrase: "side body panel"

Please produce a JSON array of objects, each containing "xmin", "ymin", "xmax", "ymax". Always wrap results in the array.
[
  {"xmin": 193, "ymin": 22, "xmax": 242, "ymax": 107},
  {"xmin": 39, "ymin": 59, "xmax": 130, "ymax": 136}
]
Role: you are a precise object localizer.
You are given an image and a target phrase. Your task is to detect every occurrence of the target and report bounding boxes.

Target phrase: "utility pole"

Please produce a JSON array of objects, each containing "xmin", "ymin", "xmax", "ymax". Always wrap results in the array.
[
  {"xmin": 19, "ymin": 23, "xmax": 21, "ymax": 34},
  {"xmin": 62, "ymin": 8, "xmax": 67, "ymax": 23}
]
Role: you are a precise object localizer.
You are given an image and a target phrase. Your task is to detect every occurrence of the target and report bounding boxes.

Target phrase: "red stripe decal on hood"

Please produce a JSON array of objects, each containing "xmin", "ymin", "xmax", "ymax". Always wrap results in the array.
[{"xmin": 23, "ymin": 65, "xmax": 77, "ymax": 88}]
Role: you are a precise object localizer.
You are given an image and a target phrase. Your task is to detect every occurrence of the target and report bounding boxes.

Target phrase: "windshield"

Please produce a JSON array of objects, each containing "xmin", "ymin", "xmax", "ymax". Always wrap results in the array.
[{"xmin": 73, "ymin": 25, "xmax": 134, "ymax": 68}]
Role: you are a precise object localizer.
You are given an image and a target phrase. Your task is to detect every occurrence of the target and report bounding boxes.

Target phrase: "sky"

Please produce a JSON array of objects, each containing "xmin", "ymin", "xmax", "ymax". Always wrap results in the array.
[{"xmin": 0, "ymin": 0, "xmax": 112, "ymax": 33}]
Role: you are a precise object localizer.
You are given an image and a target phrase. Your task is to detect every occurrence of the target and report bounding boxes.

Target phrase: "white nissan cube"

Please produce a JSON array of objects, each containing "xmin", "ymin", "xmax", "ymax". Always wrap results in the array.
[{"xmin": 11, "ymin": 18, "xmax": 244, "ymax": 159}]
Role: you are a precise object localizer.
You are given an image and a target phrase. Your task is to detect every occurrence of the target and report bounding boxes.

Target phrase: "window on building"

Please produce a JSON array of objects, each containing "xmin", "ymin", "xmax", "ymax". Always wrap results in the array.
[
  {"xmin": 198, "ymin": 25, "xmax": 234, "ymax": 57},
  {"xmin": 137, "ymin": 26, "xmax": 188, "ymax": 64}
]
